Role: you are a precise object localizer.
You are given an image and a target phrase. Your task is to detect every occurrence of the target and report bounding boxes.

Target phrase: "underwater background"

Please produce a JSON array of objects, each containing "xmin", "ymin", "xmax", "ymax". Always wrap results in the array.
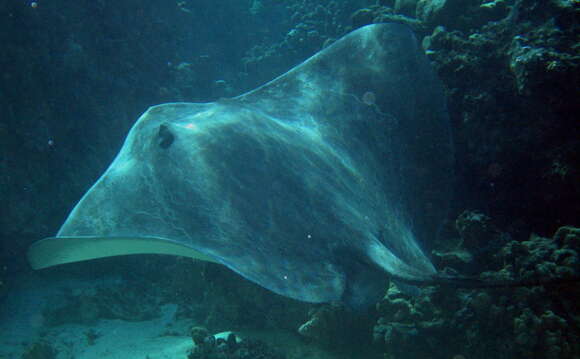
[{"xmin": 0, "ymin": 0, "xmax": 578, "ymax": 358}]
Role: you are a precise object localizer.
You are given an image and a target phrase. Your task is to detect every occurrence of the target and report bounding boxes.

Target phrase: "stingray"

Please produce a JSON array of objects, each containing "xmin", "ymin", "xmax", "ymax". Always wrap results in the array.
[{"xmin": 28, "ymin": 23, "xmax": 455, "ymax": 308}]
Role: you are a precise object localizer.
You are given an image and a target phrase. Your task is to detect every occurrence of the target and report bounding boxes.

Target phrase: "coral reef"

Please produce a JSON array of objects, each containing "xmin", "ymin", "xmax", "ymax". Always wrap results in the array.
[
  {"xmin": 373, "ymin": 213, "xmax": 580, "ymax": 359},
  {"xmin": 483, "ymin": 226, "xmax": 580, "ymax": 359},
  {"xmin": 191, "ymin": 326, "xmax": 212, "ymax": 346},
  {"xmin": 187, "ymin": 328, "xmax": 285, "ymax": 359},
  {"xmin": 417, "ymin": 0, "xmax": 511, "ymax": 31},
  {"xmin": 422, "ymin": 0, "xmax": 579, "ymax": 234},
  {"xmin": 497, "ymin": 226, "xmax": 580, "ymax": 280}
]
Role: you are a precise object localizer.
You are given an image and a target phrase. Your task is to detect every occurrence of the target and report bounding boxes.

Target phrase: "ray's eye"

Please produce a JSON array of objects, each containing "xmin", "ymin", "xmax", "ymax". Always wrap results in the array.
[{"xmin": 157, "ymin": 124, "xmax": 174, "ymax": 149}]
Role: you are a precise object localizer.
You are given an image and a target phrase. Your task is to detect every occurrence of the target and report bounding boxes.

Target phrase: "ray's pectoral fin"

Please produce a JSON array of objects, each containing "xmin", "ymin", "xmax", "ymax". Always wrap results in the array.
[{"xmin": 27, "ymin": 236, "xmax": 218, "ymax": 270}]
